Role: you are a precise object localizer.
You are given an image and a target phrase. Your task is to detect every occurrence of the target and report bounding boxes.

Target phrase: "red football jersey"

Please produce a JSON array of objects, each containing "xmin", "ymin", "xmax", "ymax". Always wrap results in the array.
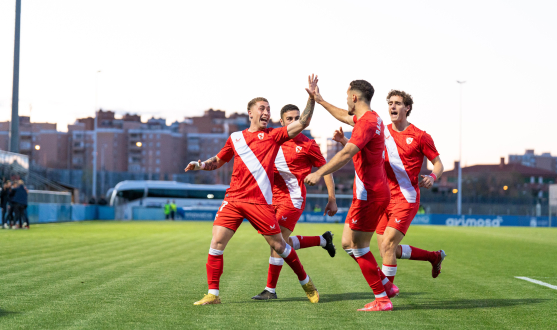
[
  {"xmin": 384, "ymin": 123, "xmax": 439, "ymax": 203},
  {"xmin": 348, "ymin": 111, "xmax": 390, "ymax": 202},
  {"xmin": 217, "ymin": 127, "xmax": 290, "ymax": 204},
  {"xmin": 273, "ymin": 134, "xmax": 327, "ymax": 209}
]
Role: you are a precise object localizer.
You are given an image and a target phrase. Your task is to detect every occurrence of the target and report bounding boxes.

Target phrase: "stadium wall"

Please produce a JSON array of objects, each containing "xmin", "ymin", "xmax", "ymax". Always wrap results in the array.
[
  {"xmin": 26, "ymin": 203, "xmax": 114, "ymax": 223},
  {"xmin": 150, "ymin": 209, "xmax": 554, "ymax": 228},
  {"xmin": 23, "ymin": 205, "xmax": 556, "ymax": 228}
]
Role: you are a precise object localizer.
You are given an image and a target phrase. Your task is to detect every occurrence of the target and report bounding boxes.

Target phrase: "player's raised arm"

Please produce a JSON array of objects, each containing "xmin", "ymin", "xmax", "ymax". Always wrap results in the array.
[
  {"xmin": 184, "ymin": 155, "xmax": 226, "ymax": 172},
  {"xmin": 304, "ymin": 143, "xmax": 360, "ymax": 186},
  {"xmin": 314, "ymin": 86, "xmax": 355, "ymax": 127},
  {"xmin": 287, "ymin": 74, "xmax": 318, "ymax": 138}
]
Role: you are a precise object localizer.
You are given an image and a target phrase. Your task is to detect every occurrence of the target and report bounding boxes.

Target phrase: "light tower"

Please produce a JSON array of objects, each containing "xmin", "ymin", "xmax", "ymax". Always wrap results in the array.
[
  {"xmin": 456, "ymin": 80, "xmax": 466, "ymax": 215},
  {"xmin": 9, "ymin": 0, "xmax": 22, "ymax": 153}
]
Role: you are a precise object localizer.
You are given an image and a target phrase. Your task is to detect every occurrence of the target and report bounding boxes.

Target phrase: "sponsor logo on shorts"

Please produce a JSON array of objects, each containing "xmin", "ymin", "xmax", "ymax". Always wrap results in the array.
[
  {"xmin": 296, "ymin": 146, "xmax": 302, "ymax": 153},
  {"xmin": 235, "ymin": 138, "xmax": 241, "ymax": 142},
  {"xmin": 352, "ymin": 218, "xmax": 357, "ymax": 224},
  {"xmin": 395, "ymin": 218, "xmax": 401, "ymax": 223},
  {"xmin": 270, "ymin": 224, "xmax": 276, "ymax": 229},
  {"xmin": 258, "ymin": 133, "xmax": 264, "ymax": 140},
  {"xmin": 406, "ymin": 137, "xmax": 413, "ymax": 144},
  {"xmin": 281, "ymin": 216, "xmax": 287, "ymax": 221}
]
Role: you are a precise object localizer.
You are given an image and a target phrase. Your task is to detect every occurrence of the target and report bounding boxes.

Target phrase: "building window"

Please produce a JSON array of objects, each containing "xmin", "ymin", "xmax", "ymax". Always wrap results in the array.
[
  {"xmin": 157, "ymin": 134, "xmax": 160, "ymax": 139},
  {"xmin": 538, "ymin": 176, "xmax": 543, "ymax": 184},
  {"xmin": 156, "ymin": 142, "xmax": 160, "ymax": 147},
  {"xmin": 149, "ymin": 142, "xmax": 153, "ymax": 147},
  {"xmin": 156, "ymin": 150, "xmax": 160, "ymax": 156},
  {"xmin": 149, "ymin": 134, "xmax": 153, "ymax": 139},
  {"xmin": 156, "ymin": 167, "xmax": 160, "ymax": 173},
  {"xmin": 530, "ymin": 176, "xmax": 535, "ymax": 184},
  {"xmin": 156, "ymin": 159, "xmax": 160, "ymax": 164}
]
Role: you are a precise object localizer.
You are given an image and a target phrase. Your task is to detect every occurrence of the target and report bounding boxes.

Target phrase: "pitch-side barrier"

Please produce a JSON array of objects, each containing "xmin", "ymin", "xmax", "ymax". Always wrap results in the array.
[{"xmin": 132, "ymin": 207, "xmax": 555, "ymax": 228}]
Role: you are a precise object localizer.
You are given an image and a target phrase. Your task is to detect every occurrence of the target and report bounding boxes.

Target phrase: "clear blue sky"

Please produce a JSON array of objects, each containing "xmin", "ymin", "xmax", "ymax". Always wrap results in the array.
[{"xmin": 1, "ymin": 0, "xmax": 556, "ymax": 168}]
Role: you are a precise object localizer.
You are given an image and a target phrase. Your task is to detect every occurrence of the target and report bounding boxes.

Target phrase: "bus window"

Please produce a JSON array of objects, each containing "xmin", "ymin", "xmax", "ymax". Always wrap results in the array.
[
  {"xmin": 147, "ymin": 189, "xmax": 189, "ymax": 198},
  {"xmin": 117, "ymin": 189, "xmax": 145, "ymax": 201}
]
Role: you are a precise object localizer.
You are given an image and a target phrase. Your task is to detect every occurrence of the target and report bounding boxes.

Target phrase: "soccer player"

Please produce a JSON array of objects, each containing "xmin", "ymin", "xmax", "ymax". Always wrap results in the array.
[
  {"xmin": 185, "ymin": 75, "xmax": 321, "ymax": 305},
  {"xmin": 304, "ymin": 80, "xmax": 394, "ymax": 312},
  {"xmin": 251, "ymin": 103, "xmax": 338, "ymax": 301},
  {"xmin": 332, "ymin": 89, "xmax": 446, "ymax": 289}
]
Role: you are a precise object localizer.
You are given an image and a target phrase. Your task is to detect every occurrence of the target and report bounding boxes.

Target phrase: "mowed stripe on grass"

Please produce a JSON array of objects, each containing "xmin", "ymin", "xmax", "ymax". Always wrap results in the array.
[{"xmin": 0, "ymin": 221, "xmax": 556, "ymax": 329}]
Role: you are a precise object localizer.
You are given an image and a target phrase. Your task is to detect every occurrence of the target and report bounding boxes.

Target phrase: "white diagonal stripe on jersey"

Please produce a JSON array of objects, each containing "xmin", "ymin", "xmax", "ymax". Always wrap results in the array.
[
  {"xmin": 384, "ymin": 128, "xmax": 416, "ymax": 203},
  {"xmin": 231, "ymin": 131, "xmax": 273, "ymax": 204},
  {"xmin": 354, "ymin": 170, "xmax": 368, "ymax": 201},
  {"xmin": 274, "ymin": 147, "xmax": 303, "ymax": 209}
]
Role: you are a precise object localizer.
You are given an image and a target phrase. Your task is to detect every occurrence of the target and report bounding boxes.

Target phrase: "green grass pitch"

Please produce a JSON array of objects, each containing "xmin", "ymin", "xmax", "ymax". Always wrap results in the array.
[{"xmin": 0, "ymin": 221, "xmax": 556, "ymax": 329}]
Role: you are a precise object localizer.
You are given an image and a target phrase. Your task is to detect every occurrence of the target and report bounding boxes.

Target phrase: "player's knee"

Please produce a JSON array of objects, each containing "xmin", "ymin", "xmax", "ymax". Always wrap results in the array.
[
  {"xmin": 341, "ymin": 237, "xmax": 352, "ymax": 250},
  {"xmin": 381, "ymin": 239, "xmax": 397, "ymax": 253}
]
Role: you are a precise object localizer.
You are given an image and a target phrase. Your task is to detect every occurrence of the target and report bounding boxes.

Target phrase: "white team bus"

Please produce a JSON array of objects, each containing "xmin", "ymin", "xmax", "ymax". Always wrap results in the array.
[{"xmin": 109, "ymin": 181, "xmax": 228, "ymax": 220}]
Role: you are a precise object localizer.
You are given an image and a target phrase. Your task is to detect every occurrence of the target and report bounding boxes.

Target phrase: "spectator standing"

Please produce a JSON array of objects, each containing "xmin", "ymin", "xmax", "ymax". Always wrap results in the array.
[
  {"xmin": 1, "ymin": 181, "xmax": 11, "ymax": 229},
  {"xmin": 11, "ymin": 180, "xmax": 29, "ymax": 229},
  {"xmin": 170, "ymin": 200, "xmax": 177, "ymax": 220},
  {"xmin": 164, "ymin": 200, "xmax": 171, "ymax": 220}
]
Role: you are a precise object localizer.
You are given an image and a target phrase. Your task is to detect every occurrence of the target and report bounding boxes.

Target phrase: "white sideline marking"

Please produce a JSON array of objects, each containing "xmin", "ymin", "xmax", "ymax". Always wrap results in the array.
[{"xmin": 515, "ymin": 277, "xmax": 557, "ymax": 290}]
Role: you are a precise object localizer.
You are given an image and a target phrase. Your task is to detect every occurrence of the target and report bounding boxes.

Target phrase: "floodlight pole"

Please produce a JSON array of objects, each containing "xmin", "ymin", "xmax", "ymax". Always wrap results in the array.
[
  {"xmin": 92, "ymin": 70, "xmax": 101, "ymax": 199},
  {"xmin": 457, "ymin": 81, "xmax": 466, "ymax": 215},
  {"xmin": 9, "ymin": 0, "xmax": 22, "ymax": 153}
]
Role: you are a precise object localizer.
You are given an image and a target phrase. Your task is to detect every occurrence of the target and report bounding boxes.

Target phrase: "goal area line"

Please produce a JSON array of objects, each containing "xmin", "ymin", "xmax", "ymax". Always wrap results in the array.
[{"xmin": 515, "ymin": 276, "xmax": 557, "ymax": 290}]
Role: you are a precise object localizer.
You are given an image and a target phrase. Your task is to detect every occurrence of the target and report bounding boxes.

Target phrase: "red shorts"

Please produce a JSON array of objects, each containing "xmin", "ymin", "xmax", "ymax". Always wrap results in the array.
[
  {"xmin": 274, "ymin": 203, "xmax": 304, "ymax": 232},
  {"xmin": 214, "ymin": 201, "xmax": 281, "ymax": 236},
  {"xmin": 345, "ymin": 199, "xmax": 390, "ymax": 232},
  {"xmin": 375, "ymin": 201, "xmax": 420, "ymax": 235}
]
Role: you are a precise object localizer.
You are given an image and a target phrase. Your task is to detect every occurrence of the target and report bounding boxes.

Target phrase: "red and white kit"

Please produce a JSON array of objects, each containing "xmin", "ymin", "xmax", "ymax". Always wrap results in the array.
[
  {"xmin": 346, "ymin": 111, "xmax": 391, "ymax": 232},
  {"xmin": 376, "ymin": 124, "xmax": 439, "ymax": 235},
  {"xmin": 273, "ymin": 134, "xmax": 326, "ymax": 231},
  {"xmin": 215, "ymin": 126, "xmax": 291, "ymax": 236}
]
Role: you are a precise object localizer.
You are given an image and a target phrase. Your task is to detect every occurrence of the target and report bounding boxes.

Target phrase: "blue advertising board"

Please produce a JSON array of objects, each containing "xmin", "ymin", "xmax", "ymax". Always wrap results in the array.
[{"xmin": 178, "ymin": 210, "xmax": 556, "ymax": 228}]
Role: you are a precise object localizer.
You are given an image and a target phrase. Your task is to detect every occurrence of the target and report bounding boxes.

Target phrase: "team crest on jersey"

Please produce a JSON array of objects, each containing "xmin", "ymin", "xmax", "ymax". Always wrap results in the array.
[
  {"xmin": 258, "ymin": 133, "xmax": 264, "ymax": 140},
  {"xmin": 296, "ymin": 146, "xmax": 302, "ymax": 153},
  {"xmin": 406, "ymin": 137, "xmax": 413, "ymax": 144}
]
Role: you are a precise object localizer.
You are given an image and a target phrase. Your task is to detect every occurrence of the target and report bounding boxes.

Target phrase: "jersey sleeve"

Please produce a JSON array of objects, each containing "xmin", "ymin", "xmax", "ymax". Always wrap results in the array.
[
  {"xmin": 348, "ymin": 120, "xmax": 374, "ymax": 150},
  {"xmin": 216, "ymin": 137, "xmax": 234, "ymax": 163},
  {"xmin": 270, "ymin": 126, "xmax": 290, "ymax": 145},
  {"xmin": 420, "ymin": 132, "xmax": 440, "ymax": 161},
  {"xmin": 307, "ymin": 140, "xmax": 326, "ymax": 168}
]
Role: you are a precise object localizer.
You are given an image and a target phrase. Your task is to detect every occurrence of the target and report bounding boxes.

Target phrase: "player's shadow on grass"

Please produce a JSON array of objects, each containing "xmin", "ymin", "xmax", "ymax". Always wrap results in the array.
[
  {"xmin": 395, "ymin": 298, "xmax": 548, "ymax": 311},
  {"xmin": 0, "ymin": 308, "xmax": 18, "ymax": 317},
  {"xmin": 239, "ymin": 292, "xmax": 427, "ymax": 304}
]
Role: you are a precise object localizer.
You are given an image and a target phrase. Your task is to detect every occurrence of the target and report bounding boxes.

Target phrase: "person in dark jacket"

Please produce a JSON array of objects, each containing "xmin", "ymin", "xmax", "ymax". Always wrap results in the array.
[
  {"xmin": 11, "ymin": 180, "xmax": 29, "ymax": 229},
  {"xmin": 1, "ymin": 181, "xmax": 11, "ymax": 229}
]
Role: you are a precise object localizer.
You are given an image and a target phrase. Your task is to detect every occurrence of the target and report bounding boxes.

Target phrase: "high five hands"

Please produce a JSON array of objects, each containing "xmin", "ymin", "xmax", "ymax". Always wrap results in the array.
[{"xmin": 305, "ymin": 74, "xmax": 323, "ymax": 103}]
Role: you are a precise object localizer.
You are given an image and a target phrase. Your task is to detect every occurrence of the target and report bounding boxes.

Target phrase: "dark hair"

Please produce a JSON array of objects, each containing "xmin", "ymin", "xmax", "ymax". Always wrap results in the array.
[
  {"xmin": 280, "ymin": 104, "xmax": 300, "ymax": 119},
  {"xmin": 349, "ymin": 80, "xmax": 374, "ymax": 103},
  {"xmin": 386, "ymin": 89, "xmax": 414, "ymax": 117},
  {"xmin": 247, "ymin": 97, "xmax": 269, "ymax": 111}
]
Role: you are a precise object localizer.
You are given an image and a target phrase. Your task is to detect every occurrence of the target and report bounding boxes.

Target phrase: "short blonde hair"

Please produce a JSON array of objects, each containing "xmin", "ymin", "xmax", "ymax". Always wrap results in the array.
[{"xmin": 247, "ymin": 97, "xmax": 269, "ymax": 111}]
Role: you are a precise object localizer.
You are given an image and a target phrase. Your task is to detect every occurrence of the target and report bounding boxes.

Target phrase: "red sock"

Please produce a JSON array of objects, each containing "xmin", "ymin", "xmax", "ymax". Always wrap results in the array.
[
  {"xmin": 355, "ymin": 251, "xmax": 385, "ymax": 296},
  {"xmin": 282, "ymin": 248, "xmax": 308, "ymax": 281},
  {"xmin": 296, "ymin": 236, "xmax": 321, "ymax": 249},
  {"xmin": 206, "ymin": 254, "xmax": 223, "ymax": 290},
  {"xmin": 266, "ymin": 264, "xmax": 283, "ymax": 289},
  {"xmin": 409, "ymin": 246, "xmax": 436, "ymax": 263}
]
